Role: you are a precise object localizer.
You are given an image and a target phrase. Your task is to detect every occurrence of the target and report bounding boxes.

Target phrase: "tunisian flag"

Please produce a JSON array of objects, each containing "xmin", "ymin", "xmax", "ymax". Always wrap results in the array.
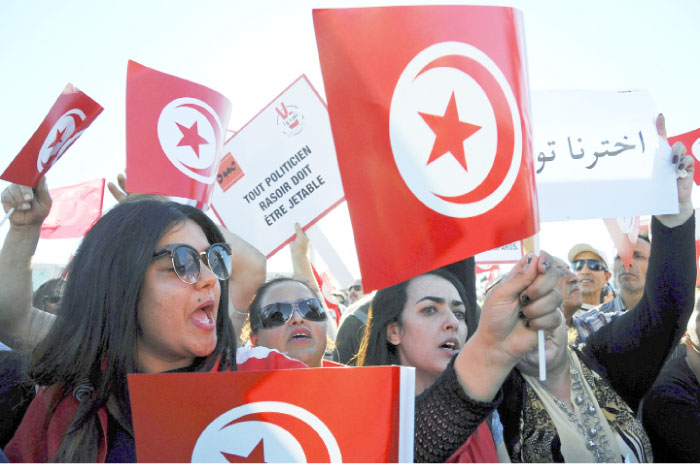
[
  {"xmin": 40, "ymin": 178, "xmax": 105, "ymax": 239},
  {"xmin": 668, "ymin": 127, "xmax": 700, "ymax": 186},
  {"xmin": 126, "ymin": 60, "xmax": 232, "ymax": 208},
  {"xmin": 313, "ymin": 6, "xmax": 538, "ymax": 291},
  {"xmin": 129, "ymin": 366, "xmax": 414, "ymax": 462},
  {"xmin": 1, "ymin": 84, "xmax": 103, "ymax": 187}
]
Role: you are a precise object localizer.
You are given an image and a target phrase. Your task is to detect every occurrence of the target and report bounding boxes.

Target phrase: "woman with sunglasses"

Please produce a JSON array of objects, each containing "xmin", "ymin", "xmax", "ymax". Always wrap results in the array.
[
  {"xmin": 0, "ymin": 179, "xmax": 305, "ymax": 462},
  {"xmin": 248, "ymin": 277, "xmax": 340, "ymax": 368}
]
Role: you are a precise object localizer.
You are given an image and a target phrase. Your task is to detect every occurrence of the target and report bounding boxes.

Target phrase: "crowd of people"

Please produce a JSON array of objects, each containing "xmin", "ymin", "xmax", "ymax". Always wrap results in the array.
[{"xmin": 0, "ymin": 115, "xmax": 698, "ymax": 463}]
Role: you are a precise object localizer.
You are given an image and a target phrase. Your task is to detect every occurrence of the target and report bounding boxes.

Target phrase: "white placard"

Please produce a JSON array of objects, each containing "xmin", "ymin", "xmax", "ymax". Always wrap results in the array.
[
  {"xmin": 211, "ymin": 76, "xmax": 345, "ymax": 257},
  {"xmin": 532, "ymin": 90, "xmax": 677, "ymax": 222},
  {"xmin": 475, "ymin": 240, "xmax": 523, "ymax": 264}
]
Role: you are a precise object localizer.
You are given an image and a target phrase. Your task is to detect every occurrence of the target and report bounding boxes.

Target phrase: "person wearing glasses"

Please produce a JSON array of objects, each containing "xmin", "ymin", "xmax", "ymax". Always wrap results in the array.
[
  {"xmin": 347, "ymin": 279, "xmax": 364, "ymax": 305},
  {"xmin": 570, "ymin": 235, "xmax": 652, "ymax": 344},
  {"xmin": 247, "ymin": 277, "xmax": 342, "ymax": 368},
  {"xmin": 0, "ymin": 179, "xmax": 306, "ymax": 462},
  {"xmin": 407, "ymin": 115, "xmax": 696, "ymax": 462},
  {"xmin": 567, "ymin": 244, "xmax": 612, "ymax": 310}
]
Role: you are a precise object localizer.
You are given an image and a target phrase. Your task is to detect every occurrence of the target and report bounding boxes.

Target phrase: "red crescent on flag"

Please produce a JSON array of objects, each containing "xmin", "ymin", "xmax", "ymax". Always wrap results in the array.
[{"xmin": 416, "ymin": 54, "xmax": 515, "ymax": 205}]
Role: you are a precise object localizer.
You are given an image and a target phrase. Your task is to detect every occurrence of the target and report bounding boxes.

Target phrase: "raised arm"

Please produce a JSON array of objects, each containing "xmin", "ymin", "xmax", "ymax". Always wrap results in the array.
[
  {"xmin": 584, "ymin": 121, "xmax": 696, "ymax": 408},
  {"xmin": 290, "ymin": 223, "xmax": 337, "ymax": 338},
  {"xmin": 0, "ymin": 177, "xmax": 56, "ymax": 348},
  {"xmin": 415, "ymin": 253, "xmax": 563, "ymax": 461}
]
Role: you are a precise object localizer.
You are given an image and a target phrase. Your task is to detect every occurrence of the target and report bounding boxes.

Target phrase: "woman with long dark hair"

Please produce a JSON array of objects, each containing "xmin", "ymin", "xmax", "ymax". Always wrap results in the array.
[
  {"xmin": 357, "ymin": 268, "xmax": 508, "ymax": 462},
  {"xmin": 1, "ymin": 180, "xmax": 305, "ymax": 462}
]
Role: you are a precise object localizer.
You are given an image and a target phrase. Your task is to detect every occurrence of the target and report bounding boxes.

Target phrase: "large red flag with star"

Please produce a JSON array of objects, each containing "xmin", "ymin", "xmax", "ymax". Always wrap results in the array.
[
  {"xmin": 126, "ymin": 60, "xmax": 232, "ymax": 208},
  {"xmin": 313, "ymin": 6, "xmax": 538, "ymax": 291},
  {"xmin": 129, "ymin": 366, "xmax": 414, "ymax": 462},
  {"xmin": 0, "ymin": 84, "xmax": 103, "ymax": 187}
]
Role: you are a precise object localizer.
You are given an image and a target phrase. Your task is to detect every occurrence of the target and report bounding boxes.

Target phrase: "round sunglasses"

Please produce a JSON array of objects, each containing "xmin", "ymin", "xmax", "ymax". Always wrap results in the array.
[
  {"xmin": 257, "ymin": 297, "xmax": 327, "ymax": 329},
  {"xmin": 571, "ymin": 258, "xmax": 607, "ymax": 272},
  {"xmin": 153, "ymin": 242, "xmax": 232, "ymax": 284}
]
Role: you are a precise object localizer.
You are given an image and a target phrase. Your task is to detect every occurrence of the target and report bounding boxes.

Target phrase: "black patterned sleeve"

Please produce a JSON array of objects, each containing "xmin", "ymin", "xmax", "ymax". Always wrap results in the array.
[{"xmin": 414, "ymin": 358, "xmax": 503, "ymax": 462}]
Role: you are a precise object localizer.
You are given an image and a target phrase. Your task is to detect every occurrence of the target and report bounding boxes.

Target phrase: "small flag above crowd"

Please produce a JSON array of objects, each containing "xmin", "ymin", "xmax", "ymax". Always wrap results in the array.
[{"xmin": 0, "ymin": 83, "xmax": 103, "ymax": 187}]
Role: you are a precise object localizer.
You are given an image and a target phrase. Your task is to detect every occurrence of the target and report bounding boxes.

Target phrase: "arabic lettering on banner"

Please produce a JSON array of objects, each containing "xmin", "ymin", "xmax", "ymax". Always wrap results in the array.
[
  {"xmin": 532, "ymin": 90, "xmax": 678, "ymax": 222},
  {"xmin": 210, "ymin": 75, "xmax": 345, "ymax": 257}
]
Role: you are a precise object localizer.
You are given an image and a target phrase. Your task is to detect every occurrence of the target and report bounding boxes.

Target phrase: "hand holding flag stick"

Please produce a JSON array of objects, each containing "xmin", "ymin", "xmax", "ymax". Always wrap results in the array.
[
  {"xmin": 455, "ymin": 252, "xmax": 563, "ymax": 402},
  {"xmin": 530, "ymin": 233, "xmax": 547, "ymax": 381},
  {"xmin": 0, "ymin": 177, "xmax": 53, "ymax": 231},
  {"xmin": 0, "ymin": 208, "xmax": 14, "ymax": 229}
]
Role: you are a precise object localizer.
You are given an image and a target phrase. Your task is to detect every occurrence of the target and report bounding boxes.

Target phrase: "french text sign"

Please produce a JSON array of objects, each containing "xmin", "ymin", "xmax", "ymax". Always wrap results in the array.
[
  {"xmin": 532, "ymin": 90, "xmax": 677, "ymax": 221},
  {"xmin": 211, "ymin": 76, "xmax": 344, "ymax": 257}
]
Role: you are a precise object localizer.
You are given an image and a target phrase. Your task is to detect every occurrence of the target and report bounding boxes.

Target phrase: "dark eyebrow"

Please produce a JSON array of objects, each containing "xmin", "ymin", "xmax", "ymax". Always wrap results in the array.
[{"xmin": 416, "ymin": 296, "xmax": 465, "ymax": 307}]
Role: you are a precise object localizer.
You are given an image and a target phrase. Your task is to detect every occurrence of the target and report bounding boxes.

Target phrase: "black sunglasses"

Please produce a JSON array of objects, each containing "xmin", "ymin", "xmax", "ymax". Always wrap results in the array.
[
  {"xmin": 153, "ymin": 242, "xmax": 232, "ymax": 284},
  {"xmin": 258, "ymin": 297, "xmax": 327, "ymax": 329},
  {"xmin": 571, "ymin": 259, "xmax": 607, "ymax": 272}
]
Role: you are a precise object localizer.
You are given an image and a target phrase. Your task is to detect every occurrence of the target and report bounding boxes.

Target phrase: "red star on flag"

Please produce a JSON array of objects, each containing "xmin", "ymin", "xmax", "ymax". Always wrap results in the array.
[
  {"xmin": 419, "ymin": 91, "xmax": 481, "ymax": 172},
  {"xmin": 48, "ymin": 128, "xmax": 66, "ymax": 149},
  {"xmin": 176, "ymin": 121, "xmax": 208, "ymax": 157},
  {"xmin": 221, "ymin": 439, "xmax": 266, "ymax": 463}
]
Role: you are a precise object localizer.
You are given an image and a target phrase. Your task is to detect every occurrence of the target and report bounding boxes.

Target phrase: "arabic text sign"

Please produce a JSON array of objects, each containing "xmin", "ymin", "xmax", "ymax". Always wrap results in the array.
[
  {"xmin": 532, "ymin": 90, "xmax": 677, "ymax": 222},
  {"xmin": 211, "ymin": 75, "xmax": 344, "ymax": 257}
]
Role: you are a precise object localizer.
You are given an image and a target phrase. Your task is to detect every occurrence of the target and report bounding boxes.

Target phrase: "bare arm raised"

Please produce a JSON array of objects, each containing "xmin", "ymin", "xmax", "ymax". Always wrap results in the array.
[{"xmin": 0, "ymin": 177, "xmax": 56, "ymax": 348}]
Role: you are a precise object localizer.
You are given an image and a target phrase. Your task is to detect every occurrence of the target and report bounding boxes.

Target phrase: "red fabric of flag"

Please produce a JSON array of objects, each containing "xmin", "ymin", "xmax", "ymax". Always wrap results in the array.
[
  {"xmin": 40, "ymin": 178, "xmax": 105, "ymax": 239},
  {"xmin": 313, "ymin": 5, "xmax": 539, "ymax": 291},
  {"xmin": 310, "ymin": 262, "xmax": 342, "ymax": 324},
  {"xmin": 603, "ymin": 217, "xmax": 640, "ymax": 270},
  {"xmin": 1, "ymin": 84, "xmax": 103, "ymax": 187},
  {"xmin": 668, "ymin": 127, "xmax": 700, "ymax": 186},
  {"xmin": 125, "ymin": 60, "xmax": 232, "ymax": 208}
]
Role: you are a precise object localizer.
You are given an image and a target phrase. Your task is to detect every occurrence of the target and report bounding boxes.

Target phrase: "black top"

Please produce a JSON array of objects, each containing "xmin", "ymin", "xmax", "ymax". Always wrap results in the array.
[
  {"xmin": 641, "ymin": 355, "xmax": 700, "ymax": 462},
  {"xmin": 0, "ymin": 350, "xmax": 35, "ymax": 449}
]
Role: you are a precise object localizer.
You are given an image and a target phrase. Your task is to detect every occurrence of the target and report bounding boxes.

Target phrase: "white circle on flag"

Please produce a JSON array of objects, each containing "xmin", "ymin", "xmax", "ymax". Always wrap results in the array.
[
  {"xmin": 37, "ymin": 108, "xmax": 87, "ymax": 172},
  {"xmin": 157, "ymin": 97, "xmax": 223, "ymax": 183},
  {"xmin": 191, "ymin": 401, "xmax": 342, "ymax": 463},
  {"xmin": 691, "ymin": 137, "xmax": 700, "ymax": 159},
  {"xmin": 389, "ymin": 41, "xmax": 522, "ymax": 218}
]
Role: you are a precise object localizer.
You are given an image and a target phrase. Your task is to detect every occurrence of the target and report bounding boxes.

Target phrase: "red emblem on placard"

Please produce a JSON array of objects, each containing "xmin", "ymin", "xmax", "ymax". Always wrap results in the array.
[
  {"xmin": 314, "ymin": 5, "xmax": 538, "ymax": 290},
  {"xmin": 216, "ymin": 152, "xmax": 244, "ymax": 192}
]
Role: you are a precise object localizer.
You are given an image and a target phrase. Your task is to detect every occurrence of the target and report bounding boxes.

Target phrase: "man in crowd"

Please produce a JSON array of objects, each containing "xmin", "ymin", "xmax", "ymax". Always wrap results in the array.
[
  {"xmin": 347, "ymin": 279, "xmax": 364, "ymax": 305},
  {"xmin": 571, "ymin": 234, "xmax": 652, "ymax": 343},
  {"xmin": 568, "ymin": 243, "xmax": 611, "ymax": 309},
  {"xmin": 551, "ymin": 256, "xmax": 584, "ymax": 325},
  {"xmin": 604, "ymin": 234, "xmax": 650, "ymax": 312}
]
